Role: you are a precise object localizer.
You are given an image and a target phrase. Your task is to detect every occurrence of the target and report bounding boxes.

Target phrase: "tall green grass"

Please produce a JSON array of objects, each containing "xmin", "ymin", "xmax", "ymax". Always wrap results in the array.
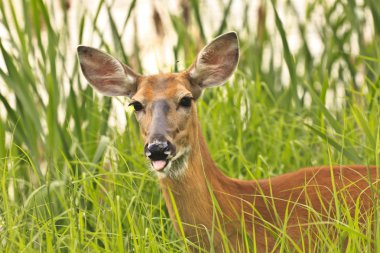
[{"xmin": 0, "ymin": 0, "xmax": 379, "ymax": 252}]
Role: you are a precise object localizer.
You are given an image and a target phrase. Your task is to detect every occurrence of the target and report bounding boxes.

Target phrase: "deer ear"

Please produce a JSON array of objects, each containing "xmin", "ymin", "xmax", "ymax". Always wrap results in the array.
[
  {"xmin": 77, "ymin": 46, "xmax": 139, "ymax": 97},
  {"xmin": 188, "ymin": 32, "xmax": 239, "ymax": 89}
]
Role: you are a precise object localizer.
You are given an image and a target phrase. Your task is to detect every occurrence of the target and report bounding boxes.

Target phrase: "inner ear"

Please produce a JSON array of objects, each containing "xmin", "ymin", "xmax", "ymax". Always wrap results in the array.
[
  {"xmin": 188, "ymin": 32, "xmax": 239, "ymax": 89},
  {"xmin": 77, "ymin": 46, "xmax": 140, "ymax": 97}
]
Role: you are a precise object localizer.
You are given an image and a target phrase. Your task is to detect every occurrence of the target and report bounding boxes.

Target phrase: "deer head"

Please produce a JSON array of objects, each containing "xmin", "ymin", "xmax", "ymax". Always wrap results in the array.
[{"xmin": 77, "ymin": 32, "xmax": 239, "ymax": 178}]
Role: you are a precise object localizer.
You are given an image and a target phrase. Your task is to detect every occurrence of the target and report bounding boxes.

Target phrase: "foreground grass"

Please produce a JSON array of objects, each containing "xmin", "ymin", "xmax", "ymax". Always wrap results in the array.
[{"xmin": 0, "ymin": 0, "xmax": 379, "ymax": 252}]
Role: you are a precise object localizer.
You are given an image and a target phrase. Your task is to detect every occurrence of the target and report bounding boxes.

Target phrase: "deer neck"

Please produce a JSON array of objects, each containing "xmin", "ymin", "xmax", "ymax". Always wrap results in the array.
[{"xmin": 158, "ymin": 119, "xmax": 256, "ymax": 234}]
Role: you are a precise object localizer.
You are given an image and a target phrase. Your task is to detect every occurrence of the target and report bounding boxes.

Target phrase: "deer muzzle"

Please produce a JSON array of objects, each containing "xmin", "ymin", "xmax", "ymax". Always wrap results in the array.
[{"xmin": 144, "ymin": 139, "xmax": 176, "ymax": 171}]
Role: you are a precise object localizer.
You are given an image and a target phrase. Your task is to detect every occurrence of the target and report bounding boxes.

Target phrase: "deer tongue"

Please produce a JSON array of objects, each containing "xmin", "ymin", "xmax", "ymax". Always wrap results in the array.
[{"xmin": 152, "ymin": 160, "xmax": 167, "ymax": 171}]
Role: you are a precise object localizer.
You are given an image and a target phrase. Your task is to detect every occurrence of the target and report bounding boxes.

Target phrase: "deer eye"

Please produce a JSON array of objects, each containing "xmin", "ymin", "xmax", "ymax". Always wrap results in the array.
[
  {"xmin": 179, "ymin": 97, "xmax": 193, "ymax": 108},
  {"xmin": 129, "ymin": 101, "xmax": 144, "ymax": 112}
]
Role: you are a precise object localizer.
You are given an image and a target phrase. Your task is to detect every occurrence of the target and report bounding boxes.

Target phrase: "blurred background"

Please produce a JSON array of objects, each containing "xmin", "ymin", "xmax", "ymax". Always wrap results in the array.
[{"xmin": 0, "ymin": 0, "xmax": 379, "ymax": 251}]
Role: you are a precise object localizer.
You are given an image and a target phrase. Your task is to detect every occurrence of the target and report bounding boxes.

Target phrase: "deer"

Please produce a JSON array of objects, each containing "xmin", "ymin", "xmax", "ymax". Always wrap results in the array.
[{"xmin": 77, "ymin": 32, "xmax": 379, "ymax": 252}]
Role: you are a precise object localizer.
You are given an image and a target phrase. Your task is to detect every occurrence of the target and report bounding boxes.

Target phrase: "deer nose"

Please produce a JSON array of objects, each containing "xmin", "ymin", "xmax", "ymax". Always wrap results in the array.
[{"xmin": 144, "ymin": 140, "xmax": 174, "ymax": 161}]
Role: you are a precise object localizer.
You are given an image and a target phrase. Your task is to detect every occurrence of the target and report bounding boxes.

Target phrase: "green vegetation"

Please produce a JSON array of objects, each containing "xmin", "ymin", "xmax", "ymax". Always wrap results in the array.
[{"xmin": 0, "ymin": 0, "xmax": 379, "ymax": 252}]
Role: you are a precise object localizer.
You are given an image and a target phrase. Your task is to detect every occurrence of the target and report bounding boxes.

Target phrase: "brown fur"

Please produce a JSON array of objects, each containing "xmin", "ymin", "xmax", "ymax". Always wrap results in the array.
[
  {"xmin": 79, "ymin": 66, "xmax": 379, "ymax": 251},
  {"xmin": 160, "ymin": 123, "xmax": 378, "ymax": 252},
  {"xmin": 77, "ymin": 35, "xmax": 379, "ymax": 252},
  {"xmin": 133, "ymin": 73, "xmax": 379, "ymax": 252}
]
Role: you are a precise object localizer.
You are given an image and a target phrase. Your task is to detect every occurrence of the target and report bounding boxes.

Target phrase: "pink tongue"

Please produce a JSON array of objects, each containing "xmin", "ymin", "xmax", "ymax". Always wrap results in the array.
[{"xmin": 152, "ymin": 160, "xmax": 166, "ymax": 171}]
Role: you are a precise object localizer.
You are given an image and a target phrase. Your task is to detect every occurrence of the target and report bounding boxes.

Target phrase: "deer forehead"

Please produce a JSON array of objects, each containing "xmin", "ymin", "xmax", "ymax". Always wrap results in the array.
[{"xmin": 133, "ymin": 73, "xmax": 192, "ymax": 102}]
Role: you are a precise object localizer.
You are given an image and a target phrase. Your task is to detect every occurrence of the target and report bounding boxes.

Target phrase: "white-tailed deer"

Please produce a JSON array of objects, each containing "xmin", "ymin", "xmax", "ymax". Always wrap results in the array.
[{"xmin": 77, "ymin": 32, "xmax": 378, "ymax": 252}]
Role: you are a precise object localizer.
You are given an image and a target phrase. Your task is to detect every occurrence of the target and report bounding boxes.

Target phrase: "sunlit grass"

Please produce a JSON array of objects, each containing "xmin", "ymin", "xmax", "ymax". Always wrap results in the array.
[{"xmin": 0, "ymin": 0, "xmax": 379, "ymax": 252}]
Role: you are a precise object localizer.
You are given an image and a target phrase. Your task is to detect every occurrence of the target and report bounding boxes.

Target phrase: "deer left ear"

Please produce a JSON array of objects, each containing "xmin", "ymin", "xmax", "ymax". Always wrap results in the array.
[{"xmin": 188, "ymin": 32, "xmax": 239, "ymax": 89}]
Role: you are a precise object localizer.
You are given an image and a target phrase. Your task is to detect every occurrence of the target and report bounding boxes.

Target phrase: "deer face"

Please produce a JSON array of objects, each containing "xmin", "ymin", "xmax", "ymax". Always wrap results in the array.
[
  {"xmin": 77, "ymin": 32, "xmax": 239, "ymax": 178},
  {"xmin": 129, "ymin": 73, "xmax": 197, "ymax": 176}
]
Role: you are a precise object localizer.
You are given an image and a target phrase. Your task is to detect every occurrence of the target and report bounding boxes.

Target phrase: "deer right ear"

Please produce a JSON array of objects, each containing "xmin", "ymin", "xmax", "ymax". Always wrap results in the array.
[{"xmin": 77, "ymin": 46, "xmax": 139, "ymax": 97}]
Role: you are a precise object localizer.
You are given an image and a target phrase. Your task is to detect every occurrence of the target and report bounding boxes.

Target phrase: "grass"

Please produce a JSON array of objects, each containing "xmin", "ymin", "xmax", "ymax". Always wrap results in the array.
[{"xmin": 0, "ymin": 0, "xmax": 379, "ymax": 252}]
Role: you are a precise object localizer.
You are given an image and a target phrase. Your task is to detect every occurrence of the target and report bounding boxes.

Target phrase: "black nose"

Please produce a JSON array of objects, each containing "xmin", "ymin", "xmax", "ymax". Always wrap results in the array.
[{"xmin": 144, "ymin": 141, "xmax": 174, "ymax": 161}]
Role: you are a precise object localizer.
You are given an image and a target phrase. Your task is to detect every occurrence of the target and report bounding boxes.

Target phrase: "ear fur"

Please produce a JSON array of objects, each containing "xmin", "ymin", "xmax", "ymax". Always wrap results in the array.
[
  {"xmin": 77, "ymin": 46, "xmax": 139, "ymax": 97},
  {"xmin": 188, "ymin": 32, "xmax": 239, "ymax": 89}
]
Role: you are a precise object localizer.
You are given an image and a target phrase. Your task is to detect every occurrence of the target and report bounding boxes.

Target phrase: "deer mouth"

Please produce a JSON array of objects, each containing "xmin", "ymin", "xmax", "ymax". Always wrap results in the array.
[
  {"xmin": 146, "ymin": 148, "xmax": 190, "ymax": 178},
  {"xmin": 147, "ymin": 151, "xmax": 172, "ymax": 171},
  {"xmin": 151, "ymin": 159, "xmax": 169, "ymax": 171},
  {"xmin": 145, "ymin": 140, "xmax": 176, "ymax": 172}
]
